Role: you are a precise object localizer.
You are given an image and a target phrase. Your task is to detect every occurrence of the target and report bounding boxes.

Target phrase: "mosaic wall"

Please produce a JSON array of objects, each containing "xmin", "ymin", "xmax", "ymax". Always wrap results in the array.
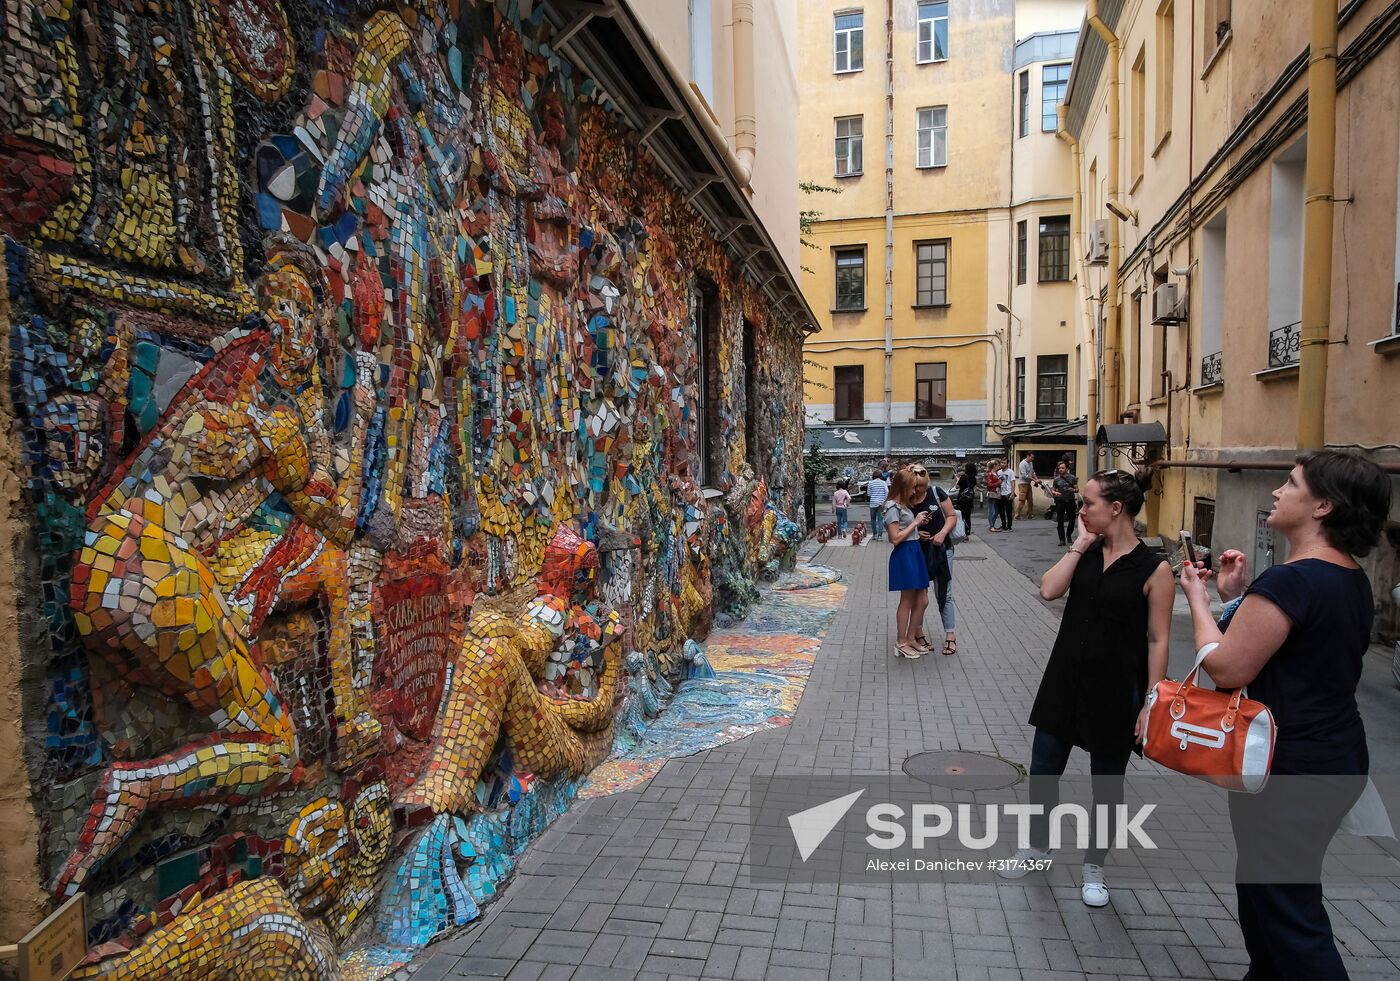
[{"xmin": 1, "ymin": 0, "xmax": 805, "ymax": 973}]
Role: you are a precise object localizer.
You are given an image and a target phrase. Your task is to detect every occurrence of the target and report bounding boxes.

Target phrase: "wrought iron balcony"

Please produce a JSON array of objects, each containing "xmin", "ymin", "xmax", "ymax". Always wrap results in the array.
[
  {"xmin": 1268, "ymin": 321, "xmax": 1301, "ymax": 369},
  {"xmin": 1200, "ymin": 351, "xmax": 1223, "ymax": 386}
]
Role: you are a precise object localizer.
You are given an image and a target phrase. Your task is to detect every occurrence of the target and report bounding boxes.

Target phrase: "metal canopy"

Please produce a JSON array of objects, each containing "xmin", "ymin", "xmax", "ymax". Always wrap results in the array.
[
  {"xmin": 538, "ymin": 0, "xmax": 818, "ymax": 333},
  {"xmin": 1097, "ymin": 422, "xmax": 1168, "ymax": 445}
]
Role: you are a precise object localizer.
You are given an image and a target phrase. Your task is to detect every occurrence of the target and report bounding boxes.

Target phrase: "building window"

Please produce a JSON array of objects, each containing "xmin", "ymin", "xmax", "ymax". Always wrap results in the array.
[
  {"xmin": 1131, "ymin": 291, "xmax": 1144, "ymax": 405},
  {"xmin": 916, "ymin": 2, "xmax": 948, "ymax": 63},
  {"xmin": 1156, "ymin": 1, "xmax": 1174, "ymax": 145},
  {"xmin": 915, "ymin": 362, "xmax": 948, "ymax": 419},
  {"xmin": 1037, "ymin": 355, "xmax": 1068, "ymax": 421},
  {"xmin": 1202, "ymin": 213, "xmax": 1227, "ymax": 379},
  {"xmin": 1268, "ymin": 140, "xmax": 1306, "ymax": 366},
  {"xmin": 834, "ymin": 115, "xmax": 863, "ymax": 176},
  {"xmin": 1041, "ymin": 63, "xmax": 1070, "ymax": 132},
  {"xmin": 1016, "ymin": 220, "xmax": 1027, "ymax": 285},
  {"xmin": 1204, "ymin": 0, "xmax": 1232, "ymax": 59},
  {"xmin": 1038, "ymin": 216, "xmax": 1070, "ymax": 282},
  {"xmin": 834, "ymin": 10, "xmax": 863, "ymax": 73},
  {"xmin": 1014, "ymin": 357, "xmax": 1026, "ymax": 422},
  {"xmin": 1131, "ymin": 46, "xmax": 1146, "ymax": 182},
  {"xmin": 916, "ymin": 106, "xmax": 947, "ymax": 169},
  {"xmin": 834, "ymin": 247, "xmax": 865, "ymax": 310},
  {"xmin": 834, "ymin": 365, "xmax": 864, "ymax": 421},
  {"xmin": 1018, "ymin": 71, "xmax": 1030, "ymax": 138},
  {"xmin": 915, "ymin": 240, "xmax": 948, "ymax": 306},
  {"xmin": 1151, "ymin": 269, "xmax": 1167, "ymax": 397},
  {"xmin": 695, "ymin": 280, "xmax": 721, "ymax": 485},
  {"xmin": 688, "ymin": 0, "xmax": 714, "ymax": 105}
]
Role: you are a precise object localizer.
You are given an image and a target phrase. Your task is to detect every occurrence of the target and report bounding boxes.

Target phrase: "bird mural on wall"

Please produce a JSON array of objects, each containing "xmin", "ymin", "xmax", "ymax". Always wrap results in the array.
[
  {"xmin": 918, "ymin": 427, "xmax": 943, "ymax": 444},
  {"xmin": 831, "ymin": 428, "xmax": 862, "ymax": 444}
]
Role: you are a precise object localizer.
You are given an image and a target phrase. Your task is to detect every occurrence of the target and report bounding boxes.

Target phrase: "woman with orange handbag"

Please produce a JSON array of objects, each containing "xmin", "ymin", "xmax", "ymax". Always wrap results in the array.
[
  {"xmin": 997, "ymin": 469, "xmax": 1174, "ymax": 907},
  {"xmin": 1179, "ymin": 451, "xmax": 1390, "ymax": 981}
]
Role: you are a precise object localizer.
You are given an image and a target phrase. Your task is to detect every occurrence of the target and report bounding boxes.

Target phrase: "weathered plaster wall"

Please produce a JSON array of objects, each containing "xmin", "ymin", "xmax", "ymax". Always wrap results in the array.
[
  {"xmin": 0, "ymin": 0, "xmax": 803, "ymax": 975},
  {"xmin": 0, "ymin": 256, "xmax": 50, "ymax": 944}
]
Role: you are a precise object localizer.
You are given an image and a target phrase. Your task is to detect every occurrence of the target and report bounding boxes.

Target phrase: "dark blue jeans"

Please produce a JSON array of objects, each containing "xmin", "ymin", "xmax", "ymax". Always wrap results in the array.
[{"xmin": 1027, "ymin": 728, "xmax": 1130, "ymax": 866}]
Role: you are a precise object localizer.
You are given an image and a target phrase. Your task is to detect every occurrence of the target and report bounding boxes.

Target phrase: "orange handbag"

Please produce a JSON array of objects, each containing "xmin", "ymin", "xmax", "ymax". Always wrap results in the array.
[{"xmin": 1143, "ymin": 643, "xmax": 1277, "ymax": 793}]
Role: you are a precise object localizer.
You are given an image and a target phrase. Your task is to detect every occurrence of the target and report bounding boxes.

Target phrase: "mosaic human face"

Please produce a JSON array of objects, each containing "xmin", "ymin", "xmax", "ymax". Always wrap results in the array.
[{"xmin": 265, "ymin": 266, "xmax": 319, "ymax": 379}]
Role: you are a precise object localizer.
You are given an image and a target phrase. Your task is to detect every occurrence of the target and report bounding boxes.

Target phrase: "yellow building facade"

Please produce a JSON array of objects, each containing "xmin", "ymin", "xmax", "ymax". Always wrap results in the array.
[{"xmin": 799, "ymin": 0, "xmax": 1085, "ymax": 491}]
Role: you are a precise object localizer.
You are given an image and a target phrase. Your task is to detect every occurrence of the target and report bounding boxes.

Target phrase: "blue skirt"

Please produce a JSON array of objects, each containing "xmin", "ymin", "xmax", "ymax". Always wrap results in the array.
[{"xmin": 888, "ymin": 539, "xmax": 930, "ymax": 591}]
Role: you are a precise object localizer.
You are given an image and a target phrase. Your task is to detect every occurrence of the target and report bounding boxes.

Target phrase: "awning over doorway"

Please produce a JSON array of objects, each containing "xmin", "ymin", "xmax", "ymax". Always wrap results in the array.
[{"xmin": 1096, "ymin": 422, "xmax": 1168, "ymax": 445}]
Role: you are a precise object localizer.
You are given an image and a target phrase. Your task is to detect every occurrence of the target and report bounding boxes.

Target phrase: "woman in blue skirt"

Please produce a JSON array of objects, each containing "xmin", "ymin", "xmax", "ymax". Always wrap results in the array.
[{"xmin": 883, "ymin": 469, "xmax": 933, "ymax": 658}]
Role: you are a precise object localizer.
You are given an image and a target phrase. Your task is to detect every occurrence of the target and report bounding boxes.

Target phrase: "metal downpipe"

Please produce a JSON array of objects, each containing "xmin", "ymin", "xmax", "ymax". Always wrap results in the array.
[{"xmin": 1296, "ymin": 0, "xmax": 1338, "ymax": 449}]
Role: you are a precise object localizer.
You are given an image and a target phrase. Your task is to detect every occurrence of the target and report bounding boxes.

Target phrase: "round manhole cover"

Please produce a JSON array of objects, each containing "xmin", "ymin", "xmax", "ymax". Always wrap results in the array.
[{"xmin": 902, "ymin": 751, "xmax": 1025, "ymax": 789}]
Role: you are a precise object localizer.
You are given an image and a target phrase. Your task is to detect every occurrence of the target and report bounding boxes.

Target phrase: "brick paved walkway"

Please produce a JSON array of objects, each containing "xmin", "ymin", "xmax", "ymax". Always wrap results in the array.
[{"xmin": 411, "ymin": 536, "xmax": 1400, "ymax": 981}]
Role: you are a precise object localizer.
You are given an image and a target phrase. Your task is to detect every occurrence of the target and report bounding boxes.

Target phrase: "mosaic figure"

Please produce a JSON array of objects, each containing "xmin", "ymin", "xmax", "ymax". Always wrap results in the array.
[
  {"xmin": 2, "ymin": 0, "xmax": 808, "ymax": 973},
  {"xmin": 398, "ymin": 527, "xmax": 623, "ymax": 819},
  {"xmin": 58, "ymin": 244, "xmax": 375, "ymax": 898}
]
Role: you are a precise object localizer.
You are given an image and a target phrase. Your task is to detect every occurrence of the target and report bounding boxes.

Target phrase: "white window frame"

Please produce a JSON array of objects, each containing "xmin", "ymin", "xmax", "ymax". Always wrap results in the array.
[
  {"xmin": 916, "ymin": 1, "xmax": 949, "ymax": 64},
  {"xmin": 915, "ymin": 240, "xmax": 949, "ymax": 307},
  {"xmin": 835, "ymin": 115, "xmax": 864, "ymax": 176},
  {"xmin": 1041, "ymin": 63, "xmax": 1071, "ymax": 133},
  {"xmin": 916, "ymin": 107, "xmax": 947, "ymax": 169},
  {"xmin": 834, "ymin": 10, "xmax": 864, "ymax": 73}
]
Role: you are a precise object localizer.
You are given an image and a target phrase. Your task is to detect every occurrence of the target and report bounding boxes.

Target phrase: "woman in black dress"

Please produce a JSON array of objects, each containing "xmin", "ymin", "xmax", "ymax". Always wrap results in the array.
[
  {"xmin": 1179, "ymin": 451, "xmax": 1391, "ymax": 980},
  {"xmin": 998, "ymin": 469, "xmax": 1174, "ymax": 907}
]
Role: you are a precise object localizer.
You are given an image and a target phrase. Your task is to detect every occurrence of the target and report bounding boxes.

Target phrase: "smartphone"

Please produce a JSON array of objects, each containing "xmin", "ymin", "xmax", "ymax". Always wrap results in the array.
[{"xmin": 1180, "ymin": 530, "xmax": 1197, "ymax": 567}]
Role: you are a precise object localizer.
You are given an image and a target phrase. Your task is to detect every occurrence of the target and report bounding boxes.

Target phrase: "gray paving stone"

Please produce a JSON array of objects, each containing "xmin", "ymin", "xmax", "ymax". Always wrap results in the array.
[{"xmin": 410, "ymin": 536, "xmax": 1400, "ymax": 981}]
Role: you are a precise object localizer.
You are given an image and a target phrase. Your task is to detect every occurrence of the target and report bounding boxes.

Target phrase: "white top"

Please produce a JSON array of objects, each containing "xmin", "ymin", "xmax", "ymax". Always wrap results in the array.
[
  {"xmin": 997, "ymin": 468, "xmax": 1015, "ymax": 496},
  {"xmin": 1019, "ymin": 459, "xmax": 1035, "ymax": 482}
]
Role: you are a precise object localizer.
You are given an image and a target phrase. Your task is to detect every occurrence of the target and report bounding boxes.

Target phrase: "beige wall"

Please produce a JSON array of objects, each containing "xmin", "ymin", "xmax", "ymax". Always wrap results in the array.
[
  {"xmin": 630, "ymin": 0, "xmax": 803, "ymax": 273},
  {"xmin": 1064, "ymin": 0, "xmax": 1400, "ymax": 570}
]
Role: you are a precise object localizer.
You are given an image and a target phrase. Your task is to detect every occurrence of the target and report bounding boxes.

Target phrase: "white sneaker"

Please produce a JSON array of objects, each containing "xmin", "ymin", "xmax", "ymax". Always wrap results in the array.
[
  {"xmin": 1080, "ymin": 863, "xmax": 1109, "ymax": 907},
  {"xmin": 995, "ymin": 846, "xmax": 1052, "ymax": 879}
]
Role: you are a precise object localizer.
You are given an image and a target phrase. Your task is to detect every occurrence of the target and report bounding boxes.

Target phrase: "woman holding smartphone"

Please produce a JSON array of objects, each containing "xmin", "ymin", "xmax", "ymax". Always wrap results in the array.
[
  {"xmin": 1180, "ymin": 451, "xmax": 1390, "ymax": 980},
  {"xmin": 999, "ymin": 469, "xmax": 1174, "ymax": 907},
  {"xmin": 883, "ymin": 468, "xmax": 933, "ymax": 659}
]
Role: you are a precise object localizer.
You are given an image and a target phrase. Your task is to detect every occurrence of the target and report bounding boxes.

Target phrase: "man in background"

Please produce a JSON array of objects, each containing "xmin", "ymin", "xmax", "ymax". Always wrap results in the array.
[
  {"xmin": 1016, "ymin": 452, "xmax": 1037, "ymax": 520},
  {"xmin": 867, "ymin": 469, "xmax": 889, "ymax": 540}
]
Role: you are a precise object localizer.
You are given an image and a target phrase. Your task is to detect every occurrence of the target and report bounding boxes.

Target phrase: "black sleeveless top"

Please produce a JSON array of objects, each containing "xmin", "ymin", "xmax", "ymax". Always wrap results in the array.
[{"xmin": 1029, "ymin": 539, "xmax": 1166, "ymax": 757}]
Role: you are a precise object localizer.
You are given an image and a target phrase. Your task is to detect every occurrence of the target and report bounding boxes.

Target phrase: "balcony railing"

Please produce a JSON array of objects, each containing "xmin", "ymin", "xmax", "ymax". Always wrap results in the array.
[
  {"xmin": 1268, "ymin": 321, "xmax": 1301, "ymax": 369},
  {"xmin": 1200, "ymin": 351, "xmax": 1223, "ymax": 386}
]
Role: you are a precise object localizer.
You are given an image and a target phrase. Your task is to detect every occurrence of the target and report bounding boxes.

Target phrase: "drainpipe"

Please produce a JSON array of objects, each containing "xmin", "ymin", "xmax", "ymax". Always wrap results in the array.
[
  {"xmin": 883, "ymin": 0, "xmax": 895, "ymax": 457},
  {"xmin": 730, "ymin": 0, "xmax": 756, "ymax": 185},
  {"xmin": 1057, "ymin": 102, "xmax": 1098, "ymax": 473},
  {"xmin": 1296, "ymin": 0, "xmax": 1337, "ymax": 450},
  {"xmin": 621, "ymin": 1, "xmax": 754, "ymax": 192},
  {"xmin": 1087, "ymin": 0, "xmax": 1120, "ymax": 470}
]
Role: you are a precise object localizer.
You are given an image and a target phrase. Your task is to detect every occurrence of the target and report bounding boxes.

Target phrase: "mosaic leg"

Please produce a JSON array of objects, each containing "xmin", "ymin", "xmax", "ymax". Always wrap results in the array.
[
  {"xmin": 397, "ymin": 626, "xmax": 620, "ymax": 816},
  {"xmin": 59, "ymin": 510, "xmax": 299, "ymax": 897},
  {"xmin": 71, "ymin": 878, "xmax": 337, "ymax": 981}
]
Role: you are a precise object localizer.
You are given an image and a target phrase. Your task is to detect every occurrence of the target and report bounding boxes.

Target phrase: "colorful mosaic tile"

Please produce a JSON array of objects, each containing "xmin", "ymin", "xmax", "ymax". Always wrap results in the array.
[{"xmin": 3, "ymin": 0, "xmax": 809, "ymax": 976}]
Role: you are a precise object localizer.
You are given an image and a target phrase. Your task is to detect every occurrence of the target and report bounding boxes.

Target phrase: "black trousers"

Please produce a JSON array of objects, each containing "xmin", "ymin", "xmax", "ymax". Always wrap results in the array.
[
  {"xmin": 1229, "ymin": 744, "xmax": 1367, "ymax": 981},
  {"xmin": 1053, "ymin": 499, "xmax": 1076, "ymax": 542},
  {"xmin": 999, "ymin": 497, "xmax": 1013, "ymax": 530},
  {"xmin": 1027, "ymin": 728, "xmax": 1130, "ymax": 866}
]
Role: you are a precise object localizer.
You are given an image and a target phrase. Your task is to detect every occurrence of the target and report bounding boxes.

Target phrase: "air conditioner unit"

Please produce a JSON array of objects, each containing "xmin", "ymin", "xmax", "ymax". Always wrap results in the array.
[
  {"xmin": 1152, "ymin": 282, "xmax": 1188, "ymax": 325},
  {"xmin": 1086, "ymin": 219, "xmax": 1109, "ymax": 265}
]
